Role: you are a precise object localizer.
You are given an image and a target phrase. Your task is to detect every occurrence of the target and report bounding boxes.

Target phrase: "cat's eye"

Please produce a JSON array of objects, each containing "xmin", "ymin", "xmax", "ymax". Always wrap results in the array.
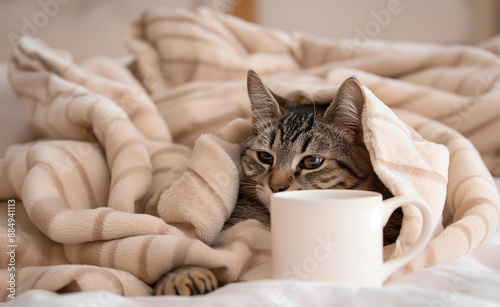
[
  {"xmin": 300, "ymin": 156, "xmax": 324, "ymax": 169},
  {"xmin": 257, "ymin": 151, "xmax": 274, "ymax": 165}
]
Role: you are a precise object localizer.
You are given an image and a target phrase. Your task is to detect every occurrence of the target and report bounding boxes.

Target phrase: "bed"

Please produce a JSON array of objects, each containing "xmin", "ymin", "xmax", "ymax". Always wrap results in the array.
[{"xmin": 1, "ymin": 7, "xmax": 500, "ymax": 307}]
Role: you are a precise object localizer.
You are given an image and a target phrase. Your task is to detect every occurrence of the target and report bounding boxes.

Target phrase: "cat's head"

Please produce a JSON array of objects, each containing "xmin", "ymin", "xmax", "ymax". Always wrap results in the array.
[{"xmin": 240, "ymin": 70, "xmax": 380, "ymax": 208}]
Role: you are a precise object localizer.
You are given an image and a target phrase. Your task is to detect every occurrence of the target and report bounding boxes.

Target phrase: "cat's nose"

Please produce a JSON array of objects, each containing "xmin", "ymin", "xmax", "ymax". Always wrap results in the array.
[{"xmin": 269, "ymin": 183, "xmax": 289, "ymax": 193}]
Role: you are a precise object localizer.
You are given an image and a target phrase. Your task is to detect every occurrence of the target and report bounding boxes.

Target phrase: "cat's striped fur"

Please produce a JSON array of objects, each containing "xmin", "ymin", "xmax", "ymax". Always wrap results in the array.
[
  {"xmin": 154, "ymin": 71, "xmax": 402, "ymax": 296},
  {"xmin": 226, "ymin": 70, "xmax": 400, "ymax": 246}
]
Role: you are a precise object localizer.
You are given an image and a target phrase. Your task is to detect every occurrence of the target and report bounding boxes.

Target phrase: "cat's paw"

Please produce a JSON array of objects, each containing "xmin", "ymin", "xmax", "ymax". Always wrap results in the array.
[{"xmin": 154, "ymin": 266, "xmax": 219, "ymax": 296}]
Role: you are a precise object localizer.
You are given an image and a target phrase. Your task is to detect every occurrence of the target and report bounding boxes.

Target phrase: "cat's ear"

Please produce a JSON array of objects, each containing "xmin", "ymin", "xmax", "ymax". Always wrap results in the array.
[
  {"xmin": 324, "ymin": 76, "xmax": 365, "ymax": 135},
  {"xmin": 247, "ymin": 70, "xmax": 283, "ymax": 123}
]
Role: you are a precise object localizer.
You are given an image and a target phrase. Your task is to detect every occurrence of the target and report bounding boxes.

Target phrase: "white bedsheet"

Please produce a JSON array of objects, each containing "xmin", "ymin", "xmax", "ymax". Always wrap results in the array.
[
  {"xmin": 5, "ymin": 230, "xmax": 500, "ymax": 307},
  {"xmin": 5, "ymin": 178, "xmax": 500, "ymax": 306}
]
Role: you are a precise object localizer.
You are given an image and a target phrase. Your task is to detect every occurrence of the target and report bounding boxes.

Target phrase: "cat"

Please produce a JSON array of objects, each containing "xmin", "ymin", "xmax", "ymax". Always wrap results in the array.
[{"xmin": 153, "ymin": 70, "xmax": 402, "ymax": 296}]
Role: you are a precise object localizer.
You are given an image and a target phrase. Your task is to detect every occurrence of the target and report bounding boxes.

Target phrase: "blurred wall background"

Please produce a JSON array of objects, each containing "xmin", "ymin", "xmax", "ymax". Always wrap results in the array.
[
  {"xmin": 258, "ymin": 0, "xmax": 500, "ymax": 44},
  {"xmin": 0, "ymin": 0, "xmax": 499, "ymax": 62}
]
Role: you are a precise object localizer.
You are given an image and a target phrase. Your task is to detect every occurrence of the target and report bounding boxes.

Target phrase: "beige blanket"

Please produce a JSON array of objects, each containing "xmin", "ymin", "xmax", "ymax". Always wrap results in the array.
[{"xmin": 1, "ymin": 8, "xmax": 500, "ymax": 300}]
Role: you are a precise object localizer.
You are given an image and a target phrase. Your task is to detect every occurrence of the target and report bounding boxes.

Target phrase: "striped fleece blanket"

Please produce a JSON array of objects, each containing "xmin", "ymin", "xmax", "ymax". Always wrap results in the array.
[{"xmin": 1, "ymin": 7, "xmax": 500, "ymax": 300}]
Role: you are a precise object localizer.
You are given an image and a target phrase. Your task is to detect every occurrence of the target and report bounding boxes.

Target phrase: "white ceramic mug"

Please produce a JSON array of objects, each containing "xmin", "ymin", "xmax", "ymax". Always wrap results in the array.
[{"xmin": 271, "ymin": 190, "xmax": 433, "ymax": 287}]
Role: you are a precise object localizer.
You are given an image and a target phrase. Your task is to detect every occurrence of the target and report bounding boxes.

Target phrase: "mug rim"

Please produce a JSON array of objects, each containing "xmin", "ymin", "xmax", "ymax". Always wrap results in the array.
[{"xmin": 271, "ymin": 189, "xmax": 382, "ymax": 203}]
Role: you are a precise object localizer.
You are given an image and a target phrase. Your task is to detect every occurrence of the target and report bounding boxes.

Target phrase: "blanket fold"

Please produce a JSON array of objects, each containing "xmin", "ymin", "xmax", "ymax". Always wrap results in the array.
[{"xmin": 1, "ymin": 8, "xmax": 500, "ymax": 300}]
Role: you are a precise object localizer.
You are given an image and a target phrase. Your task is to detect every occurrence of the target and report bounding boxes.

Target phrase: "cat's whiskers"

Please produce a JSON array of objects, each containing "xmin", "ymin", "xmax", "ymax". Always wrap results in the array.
[
  {"xmin": 242, "ymin": 117, "xmax": 268, "ymax": 140},
  {"xmin": 238, "ymin": 180, "xmax": 260, "ymax": 199},
  {"xmin": 304, "ymin": 90, "xmax": 317, "ymax": 127},
  {"xmin": 234, "ymin": 93, "xmax": 273, "ymax": 139},
  {"xmin": 250, "ymin": 109, "xmax": 273, "ymax": 139},
  {"xmin": 312, "ymin": 98, "xmax": 317, "ymax": 127}
]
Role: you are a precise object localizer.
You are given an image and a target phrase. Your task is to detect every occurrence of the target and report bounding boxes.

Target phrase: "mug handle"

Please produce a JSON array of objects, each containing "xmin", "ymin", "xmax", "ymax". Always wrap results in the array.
[{"xmin": 379, "ymin": 196, "xmax": 434, "ymax": 281}]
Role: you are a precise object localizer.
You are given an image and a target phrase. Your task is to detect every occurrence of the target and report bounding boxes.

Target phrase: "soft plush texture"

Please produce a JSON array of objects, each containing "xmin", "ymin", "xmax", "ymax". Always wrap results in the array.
[{"xmin": 0, "ymin": 8, "xmax": 499, "ymax": 300}]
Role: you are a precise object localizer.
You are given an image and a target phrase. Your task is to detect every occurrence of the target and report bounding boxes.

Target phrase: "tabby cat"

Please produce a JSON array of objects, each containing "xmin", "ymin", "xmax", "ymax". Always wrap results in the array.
[{"xmin": 153, "ymin": 70, "xmax": 402, "ymax": 296}]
